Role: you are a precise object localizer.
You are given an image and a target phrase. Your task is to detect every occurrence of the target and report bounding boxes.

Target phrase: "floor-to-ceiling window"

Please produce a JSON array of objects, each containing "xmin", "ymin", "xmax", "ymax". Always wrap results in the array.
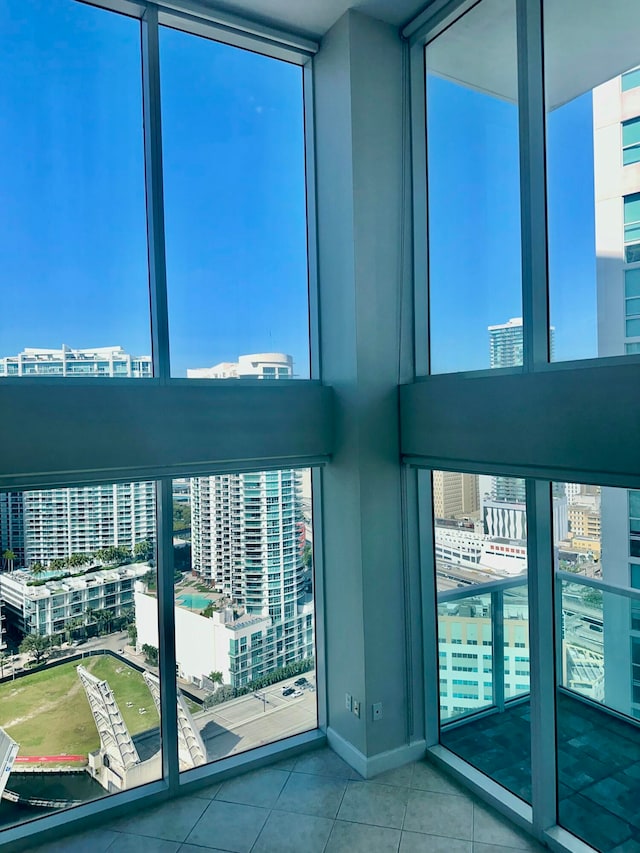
[
  {"xmin": 0, "ymin": 0, "xmax": 327, "ymax": 846},
  {"xmin": 404, "ymin": 0, "xmax": 640, "ymax": 850}
]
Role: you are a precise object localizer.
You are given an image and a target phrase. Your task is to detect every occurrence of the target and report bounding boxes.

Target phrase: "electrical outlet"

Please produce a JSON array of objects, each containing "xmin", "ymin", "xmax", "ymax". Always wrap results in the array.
[
  {"xmin": 372, "ymin": 702, "xmax": 383, "ymax": 720},
  {"xmin": 345, "ymin": 693, "xmax": 352, "ymax": 712},
  {"xmin": 353, "ymin": 699, "xmax": 361, "ymax": 718}
]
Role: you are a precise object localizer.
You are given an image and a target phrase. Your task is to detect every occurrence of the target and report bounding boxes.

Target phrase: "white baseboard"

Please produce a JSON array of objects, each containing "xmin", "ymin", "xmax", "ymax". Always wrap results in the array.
[{"xmin": 326, "ymin": 728, "xmax": 426, "ymax": 779}]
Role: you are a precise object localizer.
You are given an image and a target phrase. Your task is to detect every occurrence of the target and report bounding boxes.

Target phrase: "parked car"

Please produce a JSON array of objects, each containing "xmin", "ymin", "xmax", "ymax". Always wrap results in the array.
[
  {"xmin": 282, "ymin": 687, "xmax": 295, "ymax": 696},
  {"xmin": 294, "ymin": 677, "xmax": 308, "ymax": 687}
]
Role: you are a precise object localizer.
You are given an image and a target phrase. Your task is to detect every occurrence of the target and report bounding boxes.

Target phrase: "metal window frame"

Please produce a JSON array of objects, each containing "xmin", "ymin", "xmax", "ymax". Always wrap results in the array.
[
  {"xmin": 402, "ymin": 0, "xmax": 627, "ymax": 848},
  {"xmin": 0, "ymin": 2, "xmax": 326, "ymax": 849}
]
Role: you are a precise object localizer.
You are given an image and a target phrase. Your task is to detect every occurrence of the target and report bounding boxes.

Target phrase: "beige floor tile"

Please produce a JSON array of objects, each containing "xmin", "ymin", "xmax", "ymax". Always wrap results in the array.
[
  {"xmin": 401, "ymin": 830, "xmax": 473, "ymax": 853},
  {"xmin": 404, "ymin": 789, "xmax": 474, "ymax": 840},
  {"xmin": 215, "ymin": 767, "xmax": 290, "ymax": 808},
  {"xmin": 275, "ymin": 770, "xmax": 347, "ymax": 818},
  {"xmin": 293, "ymin": 747, "xmax": 357, "ymax": 779},
  {"xmin": 324, "ymin": 820, "xmax": 401, "ymax": 853},
  {"xmin": 184, "ymin": 799, "xmax": 269, "ymax": 852},
  {"xmin": 337, "ymin": 780, "xmax": 409, "ymax": 829},
  {"xmin": 252, "ymin": 809, "xmax": 334, "ymax": 853},
  {"xmin": 107, "ymin": 796, "xmax": 209, "ymax": 843}
]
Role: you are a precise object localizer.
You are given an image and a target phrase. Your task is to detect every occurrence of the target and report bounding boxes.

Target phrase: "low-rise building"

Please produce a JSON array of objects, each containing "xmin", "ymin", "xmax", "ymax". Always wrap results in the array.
[
  {"xmin": 134, "ymin": 584, "xmax": 314, "ymax": 689},
  {"xmin": 0, "ymin": 564, "xmax": 150, "ymax": 636}
]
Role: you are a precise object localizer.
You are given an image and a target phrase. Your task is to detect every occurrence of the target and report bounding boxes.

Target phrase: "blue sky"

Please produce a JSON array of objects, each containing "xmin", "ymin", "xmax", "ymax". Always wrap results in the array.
[
  {"xmin": 0, "ymin": 0, "xmax": 309, "ymax": 377},
  {"xmin": 428, "ymin": 76, "xmax": 597, "ymax": 372},
  {"xmin": 0, "ymin": 0, "xmax": 598, "ymax": 379}
]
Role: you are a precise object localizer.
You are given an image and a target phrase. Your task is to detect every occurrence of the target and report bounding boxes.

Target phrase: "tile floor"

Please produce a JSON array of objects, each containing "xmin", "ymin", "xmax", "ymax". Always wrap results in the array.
[{"xmin": 28, "ymin": 747, "xmax": 544, "ymax": 853}]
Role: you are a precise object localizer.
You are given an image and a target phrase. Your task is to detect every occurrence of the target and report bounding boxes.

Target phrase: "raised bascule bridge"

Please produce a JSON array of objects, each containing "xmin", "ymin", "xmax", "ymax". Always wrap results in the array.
[{"xmin": 77, "ymin": 664, "xmax": 205, "ymax": 793}]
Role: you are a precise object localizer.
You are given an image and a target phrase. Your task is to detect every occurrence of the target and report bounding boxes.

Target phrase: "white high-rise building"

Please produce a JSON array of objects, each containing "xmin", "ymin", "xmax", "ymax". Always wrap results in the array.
[
  {"xmin": 20, "ymin": 482, "xmax": 156, "ymax": 566},
  {"xmin": 593, "ymin": 71, "xmax": 640, "ymax": 717},
  {"xmin": 186, "ymin": 352, "xmax": 293, "ymax": 380},
  {"xmin": 0, "ymin": 345, "xmax": 152, "ymax": 377},
  {"xmin": 0, "ymin": 492, "xmax": 24, "ymax": 568},
  {"xmin": 0, "ymin": 347, "xmax": 155, "ymax": 570},
  {"xmin": 186, "ymin": 354, "xmax": 313, "ymax": 686}
]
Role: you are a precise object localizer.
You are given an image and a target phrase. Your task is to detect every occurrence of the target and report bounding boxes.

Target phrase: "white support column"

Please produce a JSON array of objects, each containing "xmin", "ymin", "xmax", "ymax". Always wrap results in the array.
[{"xmin": 314, "ymin": 10, "xmax": 423, "ymax": 775}]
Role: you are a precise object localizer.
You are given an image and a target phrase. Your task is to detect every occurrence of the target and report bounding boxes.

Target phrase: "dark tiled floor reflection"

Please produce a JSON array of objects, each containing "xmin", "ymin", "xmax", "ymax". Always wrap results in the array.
[
  {"xmin": 441, "ymin": 700, "xmax": 532, "ymax": 803},
  {"xmin": 441, "ymin": 692, "xmax": 640, "ymax": 852}
]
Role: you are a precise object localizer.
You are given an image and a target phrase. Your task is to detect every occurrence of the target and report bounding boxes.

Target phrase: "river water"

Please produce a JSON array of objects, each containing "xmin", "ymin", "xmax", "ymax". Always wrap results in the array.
[{"xmin": 0, "ymin": 772, "xmax": 105, "ymax": 828}]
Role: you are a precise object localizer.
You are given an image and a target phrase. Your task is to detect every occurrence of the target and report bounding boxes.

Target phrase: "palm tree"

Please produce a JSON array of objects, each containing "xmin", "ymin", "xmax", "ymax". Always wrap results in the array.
[
  {"xmin": 2, "ymin": 549, "xmax": 16, "ymax": 573},
  {"xmin": 31, "ymin": 561, "xmax": 46, "ymax": 578}
]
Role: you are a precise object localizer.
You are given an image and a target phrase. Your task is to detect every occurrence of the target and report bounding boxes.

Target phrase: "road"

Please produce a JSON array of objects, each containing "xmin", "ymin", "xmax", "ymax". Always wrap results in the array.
[{"xmin": 195, "ymin": 673, "xmax": 318, "ymax": 761}]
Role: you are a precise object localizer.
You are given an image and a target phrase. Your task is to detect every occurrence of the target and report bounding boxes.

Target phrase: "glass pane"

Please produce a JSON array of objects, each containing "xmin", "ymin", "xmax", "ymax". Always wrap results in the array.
[
  {"xmin": 166, "ymin": 468, "xmax": 316, "ymax": 768},
  {"xmin": 622, "ymin": 68, "xmax": 640, "ymax": 91},
  {"xmin": 554, "ymin": 481, "xmax": 640, "ymax": 849},
  {"xmin": 0, "ymin": 1, "xmax": 150, "ymax": 369},
  {"xmin": 434, "ymin": 470, "xmax": 531, "ymax": 803},
  {"xmin": 625, "ymin": 297, "xmax": 640, "ymax": 316},
  {"xmin": 625, "ymin": 193, "xmax": 640, "ymax": 224},
  {"xmin": 0, "ymin": 482, "xmax": 159, "ymax": 829},
  {"xmin": 626, "ymin": 269, "xmax": 640, "ymax": 298},
  {"xmin": 626, "ymin": 318, "xmax": 640, "ymax": 336},
  {"xmin": 623, "ymin": 146, "xmax": 640, "ymax": 167},
  {"xmin": 546, "ymin": 2, "xmax": 640, "ymax": 362},
  {"xmin": 425, "ymin": 0, "xmax": 521, "ymax": 374},
  {"xmin": 160, "ymin": 27, "xmax": 310, "ymax": 379},
  {"xmin": 623, "ymin": 118, "xmax": 640, "ymax": 147},
  {"xmin": 625, "ymin": 224, "xmax": 640, "ymax": 244}
]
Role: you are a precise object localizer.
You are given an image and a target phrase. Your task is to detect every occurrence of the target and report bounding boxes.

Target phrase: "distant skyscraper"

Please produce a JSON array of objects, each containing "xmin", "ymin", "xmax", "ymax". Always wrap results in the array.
[
  {"xmin": 488, "ymin": 317, "xmax": 555, "ymax": 368},
  {"xmin": 488, "ymin": 317, "xmax": 524, "ymax": 368},
  {"xmin": 491, "ymin": 476, "xmax": 526, "ymax": 504},
  {"xmin": 487, "ymin": 321, "xmax": 554, "ymax": 503},
  {"xmin": 433, "ymin": 471, "xmax": 479, "ymax": 519}
]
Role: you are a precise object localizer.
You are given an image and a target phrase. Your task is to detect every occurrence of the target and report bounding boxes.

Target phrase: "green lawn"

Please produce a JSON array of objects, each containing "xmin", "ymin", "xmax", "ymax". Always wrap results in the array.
[{"xmin": 0, "ymin": 656, "xmax": 159, "ymax": 761}]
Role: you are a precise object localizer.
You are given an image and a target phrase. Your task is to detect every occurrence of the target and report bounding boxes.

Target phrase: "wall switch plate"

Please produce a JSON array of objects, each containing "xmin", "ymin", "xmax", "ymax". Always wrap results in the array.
[
  {"xmin": 372, "ymin": 702, "xmax": 383, "ymax": 720},
  {"xmin": 353, "ymin": 699, "xmax": 361, "ymax": 718},
  {"xmin": 345, "ymin": 693, "xmax": 352, "ymax": 712}
]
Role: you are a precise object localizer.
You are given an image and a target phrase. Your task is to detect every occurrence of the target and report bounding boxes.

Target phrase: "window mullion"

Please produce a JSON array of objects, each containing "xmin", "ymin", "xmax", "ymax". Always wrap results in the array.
[
  {"xmin": 417, "ymin": 468, "xmax": 440, "ymax": 746},
  {"xmin": 517, "ymin": 0, "xmax": 549, "ymax": 370},
  {"xmin": 526, "ymin": 478, "xmax": 557, "ymax": 836},
  {"xmin": 410, "ymin": 41, "xmax": 429, "ymax": 377},
  {"xmin": 155, "ymin": 477, "xmax": 180, "ymax": 791},
  {"xmin": 141, "ymin": 7, "xmax": 171, "ymax": 383}
]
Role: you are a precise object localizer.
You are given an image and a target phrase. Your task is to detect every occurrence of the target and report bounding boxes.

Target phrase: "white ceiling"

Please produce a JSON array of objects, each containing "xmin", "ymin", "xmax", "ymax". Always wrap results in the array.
[
  {"xmin": 197, "ymin": 0, "xmax": 429, "ymax": 39},
  {"xmin": 427, "ymin": 0, "xmax": 640, "ymax": 110}
]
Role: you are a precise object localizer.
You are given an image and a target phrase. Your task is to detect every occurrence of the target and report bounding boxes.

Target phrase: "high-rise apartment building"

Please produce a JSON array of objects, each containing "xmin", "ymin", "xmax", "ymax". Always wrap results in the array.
[
  {"xmin": 488, "ymin": 318, "xmax": 555, "ymax": 369},
  {"xmin": 488, "ymin": 317, "xmax": 525, "ymax": 368},
  {"xmin": 490, "ymin": 476, "xmax": 526, "ymax": 504},
  {"xmin": 0, "ymin": 345, "xmax": 152, "ymax": 377},
  {"xmin": 20, "ymin": 482, "xmax": 156, "ymax": 566},
  {"xmin": 593, "ymin": 71, "xmax": 640, "ymax": 717},
  {"xmin": 0, "ymin": 492, "xmax": 24, "ymax": 567},
  {"xmin": 185, "ymin": 355, "xmax": 313, "ymax": 686},
  {"xmin": 0, "ymin": 347, "xmax": 155, "ymax": 571}
]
